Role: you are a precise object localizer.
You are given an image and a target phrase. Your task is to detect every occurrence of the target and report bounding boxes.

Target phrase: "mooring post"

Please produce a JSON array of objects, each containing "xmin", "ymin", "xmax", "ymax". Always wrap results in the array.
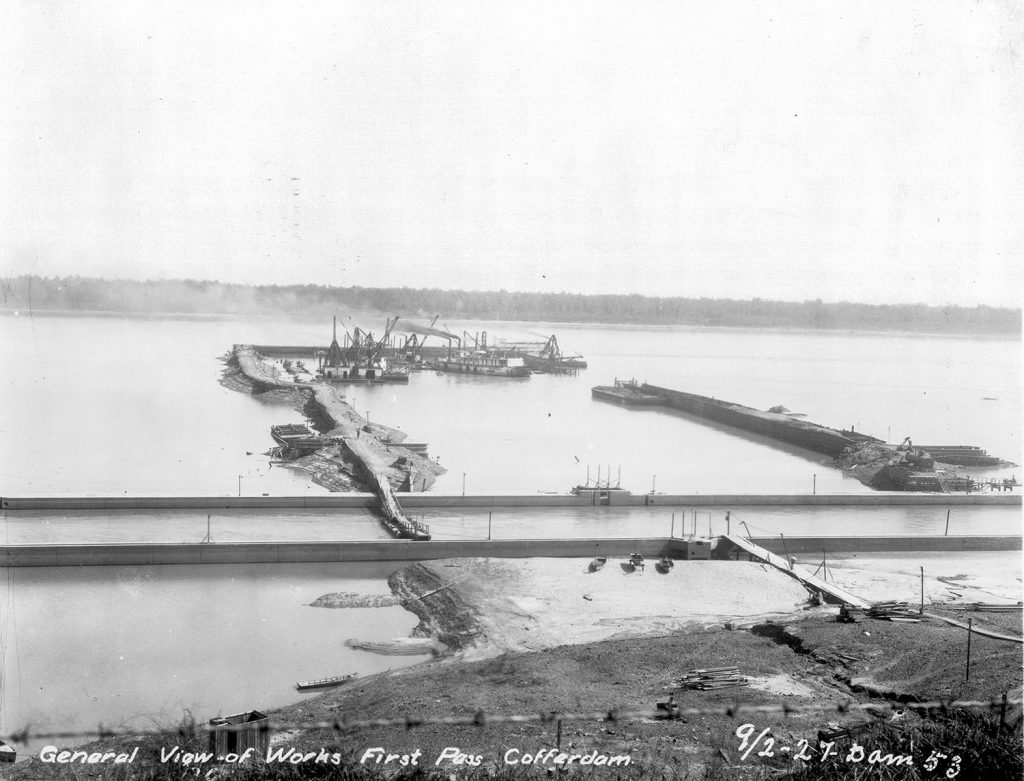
[
  {"xmin": 670, "ymin": 512, "xmax": 674, "ymax": 538},
  {"xmin": 945, "ymin": 508, "xmax": 951, "ymax": 536},
  {"xmin": 920, "ymin": 566, "xmax": 925, "ymax": 614},
  {"xmin": 966, "ymin": 618, "xmax": 973, "ymax": 681}
]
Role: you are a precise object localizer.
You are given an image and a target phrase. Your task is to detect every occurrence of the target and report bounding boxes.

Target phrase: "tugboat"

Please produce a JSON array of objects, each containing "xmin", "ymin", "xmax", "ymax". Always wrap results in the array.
[
  {"xmin": 434, "ymin": 350, "xmax": 530, "ymax": 377},
  {"xmin": 431, "ymin": 330, "xmax": 531, "ymax": 377}
]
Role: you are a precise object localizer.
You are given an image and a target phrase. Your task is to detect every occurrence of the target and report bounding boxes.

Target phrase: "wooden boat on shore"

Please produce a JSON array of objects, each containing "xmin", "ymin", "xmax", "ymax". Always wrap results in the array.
[
  {"xmin": 588, "ymin": 556, "xmax": 607, "ymax": 572},
  {"xmin": 622, "ymin": 553, "xmax": 645, "ymax": 572},
  {"xmin": 295, "ymin": 674, "xmax": 357, "ymax": 691}
]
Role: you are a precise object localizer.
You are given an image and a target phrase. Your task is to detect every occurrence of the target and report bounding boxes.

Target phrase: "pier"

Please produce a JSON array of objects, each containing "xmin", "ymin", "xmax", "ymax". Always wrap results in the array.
[{"xmin": 720, "ymin": 534, "xmax": 873, "ymax": 608}]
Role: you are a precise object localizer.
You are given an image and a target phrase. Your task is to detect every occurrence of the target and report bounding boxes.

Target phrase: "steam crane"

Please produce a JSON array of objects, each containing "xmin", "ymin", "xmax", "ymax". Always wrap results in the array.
[{"xmin": 368, "ymin": 316, "xmax": 399, "ymax": 365}]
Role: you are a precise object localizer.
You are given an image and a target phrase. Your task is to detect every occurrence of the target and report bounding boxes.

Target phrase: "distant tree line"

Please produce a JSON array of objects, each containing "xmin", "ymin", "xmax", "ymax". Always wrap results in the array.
[{"xmin": 1, "ymin": 275, "xmax": 1019, "ymax": 335}]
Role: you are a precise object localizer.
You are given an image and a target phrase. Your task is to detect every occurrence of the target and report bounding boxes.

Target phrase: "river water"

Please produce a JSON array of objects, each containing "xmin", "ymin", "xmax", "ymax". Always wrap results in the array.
[{"xmin": 0, "ymin": 312, "xmax": 1020, "ymax": 750}]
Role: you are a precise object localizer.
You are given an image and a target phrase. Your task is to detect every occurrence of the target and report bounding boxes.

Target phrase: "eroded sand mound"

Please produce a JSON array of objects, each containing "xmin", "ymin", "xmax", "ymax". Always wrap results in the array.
[
  {"xmin": 344, "ymin": 637, "xmax": 447, "ymax": 656},
  {"xmin": 309, "ymin": 592, "xmax": 404, "ymax": 608}
]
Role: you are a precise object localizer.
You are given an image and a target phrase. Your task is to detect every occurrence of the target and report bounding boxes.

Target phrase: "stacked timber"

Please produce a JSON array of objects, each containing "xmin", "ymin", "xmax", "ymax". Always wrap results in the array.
[
  {"xmin": 677, "ymin": 667, "xmax": 749, "ymax": 691},
  {"xmin": 867, "ymin": 602, "xmax": 921, "ymax": 622}
]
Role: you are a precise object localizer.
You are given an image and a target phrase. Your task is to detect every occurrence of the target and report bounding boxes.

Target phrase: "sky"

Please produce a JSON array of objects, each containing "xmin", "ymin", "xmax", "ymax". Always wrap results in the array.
[{"xmin": 1, "ymin": 1, "xmax": 1021, "ymax": 307}]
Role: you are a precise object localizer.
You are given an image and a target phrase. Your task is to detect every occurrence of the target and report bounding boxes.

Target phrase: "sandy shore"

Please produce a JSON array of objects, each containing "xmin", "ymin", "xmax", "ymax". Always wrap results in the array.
[
  {"xmin": 811, "ymin": 550, "xmax": 1023, "ymax": 605},
  {"xmin": 392, "ymin": 556, "xmax": 816, "ymax": 660},
  {"xmin": 388, "ymin": 552, "xmax": 1021, "ymax": 663}
]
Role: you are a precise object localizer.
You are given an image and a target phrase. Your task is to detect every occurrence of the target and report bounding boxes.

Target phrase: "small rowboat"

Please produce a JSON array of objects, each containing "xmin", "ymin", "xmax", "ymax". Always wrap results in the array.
[
  {"xmin": 588, "ymin": 556, "xmax": 607, "ymax": 572},
  {"xmin": 622, "ymin": 553, "xmax": 645, "ymax": 572},
  {"xmin": 655, "ymin": 557, "xmax": 674, "ymax": 574},
  {"xmin": 295, "ymin": 674, "xmax": 357, "ymax": 691}
]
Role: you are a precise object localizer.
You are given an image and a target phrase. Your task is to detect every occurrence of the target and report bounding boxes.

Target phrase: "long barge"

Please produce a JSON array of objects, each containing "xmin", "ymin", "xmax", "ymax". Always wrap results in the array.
[
  {"xmin": 638, "ymin": 383, "xmax": 877, "ymax": 457},
  {"xmin": 914, "ymin": 446, "xmax": 1003, "ymax": 467},
  {"xmin": 591, "ymin": 378, "xmax": 662, "ymax": 405}
]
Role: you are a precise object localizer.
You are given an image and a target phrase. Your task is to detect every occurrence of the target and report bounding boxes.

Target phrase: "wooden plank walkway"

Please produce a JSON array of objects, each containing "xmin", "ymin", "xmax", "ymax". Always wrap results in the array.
[
  {"xmin": 722, "ymin": 534, "xmax": 872, "ymax": 608},
  {"xmin": 923, "ymin": 612, "xmax": 1024, "ymax": 644}
]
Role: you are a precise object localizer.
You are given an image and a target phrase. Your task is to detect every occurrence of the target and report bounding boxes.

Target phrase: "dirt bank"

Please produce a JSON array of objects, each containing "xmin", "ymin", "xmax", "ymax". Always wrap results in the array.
[{"xmin": 265, "ymin": 610, "xmax": 1021, "ymax": 780}]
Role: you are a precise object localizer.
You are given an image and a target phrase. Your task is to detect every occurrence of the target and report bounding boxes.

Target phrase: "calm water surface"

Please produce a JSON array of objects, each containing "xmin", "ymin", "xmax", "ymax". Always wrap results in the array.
[{"xmin": 1, "ymin": 312, "xmax": 1020, "ymax": 748}]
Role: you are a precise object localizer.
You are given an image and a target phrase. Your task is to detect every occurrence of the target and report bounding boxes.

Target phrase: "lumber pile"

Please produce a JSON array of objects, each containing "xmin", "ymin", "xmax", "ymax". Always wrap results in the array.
[
  {"xmin": 867, "ymin": 602, "xmax": 921, "ymax": 622},
  {"xmin": 962, "ymin": 602, "xmax": 1023, "ymax": 613},
  {"xmin": 677, "ymin": 667, "xmax": 749, "ymax": 691}
]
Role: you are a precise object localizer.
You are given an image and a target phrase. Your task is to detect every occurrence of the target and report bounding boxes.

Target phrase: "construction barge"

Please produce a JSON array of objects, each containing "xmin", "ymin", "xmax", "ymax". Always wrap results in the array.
[
  {"xmin": 254, "ymin": 322, "xmax": 587, "ymax": 377},
  {"xmin": 591, "ymin": 378, "xmax": 662, "ymax": 405},
  {"xmin": 592, "ymin": 381, "xmax": 1013, "ymax": 493},
  {"xmin": 593, "ymin": 381, "xmax": 877, "ymax": 457}
]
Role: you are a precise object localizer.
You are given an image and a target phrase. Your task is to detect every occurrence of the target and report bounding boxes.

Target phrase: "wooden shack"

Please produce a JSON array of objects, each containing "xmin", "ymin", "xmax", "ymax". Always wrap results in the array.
[{"xmin": 208, "ymin": 710, "xmax": 270, "ymax": 757}]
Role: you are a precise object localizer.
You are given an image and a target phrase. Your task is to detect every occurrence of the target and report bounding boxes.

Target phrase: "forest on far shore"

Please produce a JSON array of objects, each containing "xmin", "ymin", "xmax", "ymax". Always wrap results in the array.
[{"xmin": 1, "ymin": 275, "xmax": 1019, "ymax": 335}]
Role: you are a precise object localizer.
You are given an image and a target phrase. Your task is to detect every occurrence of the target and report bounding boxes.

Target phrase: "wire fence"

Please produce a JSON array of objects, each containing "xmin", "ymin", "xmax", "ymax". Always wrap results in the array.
[{"xmin": 5, "ymin": 695, "xmax": 1021, "ymax": 744}]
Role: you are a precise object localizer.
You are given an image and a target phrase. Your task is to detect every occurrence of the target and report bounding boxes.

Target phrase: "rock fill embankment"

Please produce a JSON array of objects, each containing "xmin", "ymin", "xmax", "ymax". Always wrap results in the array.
[{"xmin": 226, "ymin": 345, "xmax": 445, "ymax": 494}]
